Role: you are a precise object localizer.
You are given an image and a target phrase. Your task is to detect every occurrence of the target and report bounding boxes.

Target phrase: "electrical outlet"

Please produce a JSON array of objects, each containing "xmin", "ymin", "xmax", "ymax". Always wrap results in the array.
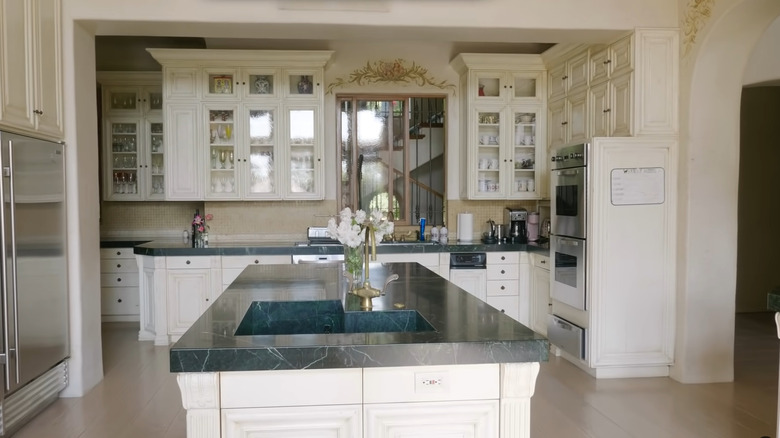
[{"xmin": 414, "ymin": 371, "xmax": 449, "ymax": 393}]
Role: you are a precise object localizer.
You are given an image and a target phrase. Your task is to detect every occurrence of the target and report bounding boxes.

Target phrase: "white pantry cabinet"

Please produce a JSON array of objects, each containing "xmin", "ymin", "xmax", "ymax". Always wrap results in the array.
[
  {"xmin": 0, "ymin": 0, "xmax": 63, "ymax": 139},
  {"xmin": 451, "ymin": 54, "xmax": 548, "ymax": 200},
  {"xmin": 147, "ymin": 49, "xmax": 333, "ymax": 201}
]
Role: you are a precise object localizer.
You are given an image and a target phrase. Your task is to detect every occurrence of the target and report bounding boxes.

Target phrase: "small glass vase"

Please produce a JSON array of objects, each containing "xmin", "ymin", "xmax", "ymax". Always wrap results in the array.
[{"xmin": 344, "ymin": 243, "xmax": 365, "ymax": 290}]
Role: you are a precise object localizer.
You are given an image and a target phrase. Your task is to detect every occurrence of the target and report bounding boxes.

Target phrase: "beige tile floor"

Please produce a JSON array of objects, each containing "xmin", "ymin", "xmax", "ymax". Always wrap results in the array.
[{"xmin": 13, "ymin": 312, "xmax": 779, "ymax": 438}]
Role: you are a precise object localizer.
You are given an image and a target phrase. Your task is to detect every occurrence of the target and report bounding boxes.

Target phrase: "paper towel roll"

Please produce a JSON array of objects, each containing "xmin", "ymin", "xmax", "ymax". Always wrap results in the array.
[{"xmin": 457, "ymin": 213, "xmax": 474, "ymax": 242}]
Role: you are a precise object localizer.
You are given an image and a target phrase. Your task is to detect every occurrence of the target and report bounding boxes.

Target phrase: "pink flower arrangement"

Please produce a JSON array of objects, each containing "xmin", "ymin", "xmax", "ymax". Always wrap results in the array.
[{"xmin": 193, "ymin": 213, "xmax": 213, "ymax": 233}]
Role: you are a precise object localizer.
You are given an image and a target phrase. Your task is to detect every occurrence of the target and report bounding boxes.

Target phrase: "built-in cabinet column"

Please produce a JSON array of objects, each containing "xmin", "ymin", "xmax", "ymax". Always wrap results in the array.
[
  {"xmin": 450, "ymin": 54, "xmax": 548, "ymax": 200},
  {"xmin": 147, "ymin": 49, "xmax": 333, "ymax": 201}
]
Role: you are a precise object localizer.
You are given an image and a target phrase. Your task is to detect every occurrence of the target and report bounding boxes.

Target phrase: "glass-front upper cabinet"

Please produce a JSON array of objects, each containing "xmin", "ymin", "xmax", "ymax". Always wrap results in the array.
[
  {"xmin": 508, "ymin": 107, "xmax": 542, "ymax": 198},
  {"xmin": 285, "ymin": 69, "xmax": 320, "ymax": 99},
  {"xmin": 206, "ymin": 105, "xmax": 239, "ymax": 199},
  {"xmin": 472, "ymin": 71, "xmax": 543, "ymax": 103},
  {"xmin": 473, "ymin": 108, "xmax": 506, "ymax": 198},
  {"xmin": 146, "ymin": 120, "xmax": 165, "ymax": 199},
  {"xmin": 203, "ymin": 69, "xmax": 238, "ymax": 99},
  {"xmin": 242, "ymin": 69, "xmax": 279, "ymax": 99},
  {"xmin": 105, "ymin": 119, "xmax": 141, "ymax": 200},
  {"xmin": 285, "ymin": 106, "xmax": 320, "ymax": 199},
  {"xmin": 245, "ymin": 105, "xmax": 279, "ymax": 199},
  {"xmin": 104, "ymin": 86, "xmax": 163, "ymax": 115}
]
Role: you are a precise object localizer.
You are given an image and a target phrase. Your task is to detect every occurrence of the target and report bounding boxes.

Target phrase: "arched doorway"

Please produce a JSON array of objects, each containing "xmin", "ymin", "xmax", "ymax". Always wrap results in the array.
[{"xmin": 673, "ymin": 0, "xmax": 780, "ymax": 383}]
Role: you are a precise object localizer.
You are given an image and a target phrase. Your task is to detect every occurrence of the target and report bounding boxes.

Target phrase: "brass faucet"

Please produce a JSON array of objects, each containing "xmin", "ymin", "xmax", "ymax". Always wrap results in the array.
[{"xmin": 350, "ymin": 226, "xmax": 399, "ymax": 310}]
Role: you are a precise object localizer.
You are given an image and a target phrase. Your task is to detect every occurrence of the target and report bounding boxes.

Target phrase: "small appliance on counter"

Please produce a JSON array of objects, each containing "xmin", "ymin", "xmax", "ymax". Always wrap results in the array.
[
  {"xmin": 527, "ymin": 212, "xmax": 539, "ymax": 242},
  {"xmin": 505, "ymin": 207, "xmax": 528, "ymax": 244},
  {"xmin": 481, "ymin": 219, "xmax": 498, "ymax": 244}
]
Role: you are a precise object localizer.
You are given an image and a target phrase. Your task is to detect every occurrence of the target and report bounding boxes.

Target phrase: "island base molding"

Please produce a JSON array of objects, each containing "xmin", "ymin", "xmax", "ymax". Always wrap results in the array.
[{"xmin": 176, "ymin": 362, "xmax": 541, "ymax": 438}]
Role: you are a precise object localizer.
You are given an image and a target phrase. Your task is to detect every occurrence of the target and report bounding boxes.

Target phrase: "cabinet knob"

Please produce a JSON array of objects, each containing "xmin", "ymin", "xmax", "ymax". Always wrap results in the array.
[
  {"xmin": 500, "ymin": 285, "xmax": 505, "ymax": 290},
  {"xmin": 116, "ymin": 263, "xmax": 122, "ymax": 268},
  {"xmin": 501, "ymin": 255, "xmax": 506, "ymax": 261},
  {"xmin": 254, "ymin": 260, "xmax": 259, "ymax": 264},
  {"xmin": 500, "ymin": 269, "xmax": 505, "ymax": 274},
  {"xmin": 117, "ymin": 298, "xmax": 122, "ymax": 303},
  {"xmin": 561, "ymin": 121, "xmax": 568, "ymax": 126},
  {"xmin": 603, "ymin": 108, "xmax": 611, "ymax": 113},
  {"xmin": 186, "ymin": 260, "xmax": 191, "ymax": 265},
  {"xmin": 540, "ymin": 260, "xmax": 546, "ymax": 264},
  {"xmin": 562, "ymin": 75, "xmax": 568, "ymax": 80},
  {"xmin": 116, "ymin": 251, "xmax": 121, "ymax": 256},
  {"xmin": 500, "ymin": 309, "xmax": 505, "ymax": 313},
  {"xmin": 116, "ymin": 277, "xmax": 122, "ymax": 282},
  {"xmin": 205, "ymin": 298, "xmax": 209, "ymax": 301},
  {"xmin": 33, "ymin": 109, "xmax": 43, "ymax": 115},
  {"xmin": 604, "ymin": 59, "xmax": 612, "ymax": 65}
]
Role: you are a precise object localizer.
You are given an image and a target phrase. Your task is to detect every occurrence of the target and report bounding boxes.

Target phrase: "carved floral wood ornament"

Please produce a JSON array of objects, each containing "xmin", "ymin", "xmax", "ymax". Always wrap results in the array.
[
  {"xmin": 683, "ymin": 0, "xmax": 715, "ymax": 56},
  {"xmin": 326, "ymin": 59, "xmax": 456, "ymax": 94}
]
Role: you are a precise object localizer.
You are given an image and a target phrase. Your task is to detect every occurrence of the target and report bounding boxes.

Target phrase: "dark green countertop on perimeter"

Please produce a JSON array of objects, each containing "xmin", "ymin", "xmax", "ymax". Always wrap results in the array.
[
  {"xmin": 169, "ymin": 262, "xmax": 549, "ymax": 373},
  {"xmin": 768, "ymin": 288, "xmax": 780, "ymax": 312},
  {"xmin": 131, "ymin": 239, "xmax": 550, "ymax": 257}
]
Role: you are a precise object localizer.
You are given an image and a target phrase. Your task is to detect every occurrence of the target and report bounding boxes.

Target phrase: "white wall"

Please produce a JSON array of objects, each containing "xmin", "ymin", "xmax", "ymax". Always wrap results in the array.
[
  {"xmin": 673, "ymin": 0, "xmax": 780, "ymax": 383},
  {"xmin": 743, "ymin": 16, "xmax": 780, "ymax": 86}
]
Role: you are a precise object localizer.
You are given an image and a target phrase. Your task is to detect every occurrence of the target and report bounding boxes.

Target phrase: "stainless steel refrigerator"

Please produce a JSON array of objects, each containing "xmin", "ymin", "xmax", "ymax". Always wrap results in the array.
[{"xmin": 0, "ymin": 131, "xmax": 69, "ymax": 436}]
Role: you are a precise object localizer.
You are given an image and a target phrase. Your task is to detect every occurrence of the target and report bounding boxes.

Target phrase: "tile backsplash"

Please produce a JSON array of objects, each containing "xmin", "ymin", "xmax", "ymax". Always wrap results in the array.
[{"xmin": 100, "ymin": 199, "xmax": 549, "ymax": 242}]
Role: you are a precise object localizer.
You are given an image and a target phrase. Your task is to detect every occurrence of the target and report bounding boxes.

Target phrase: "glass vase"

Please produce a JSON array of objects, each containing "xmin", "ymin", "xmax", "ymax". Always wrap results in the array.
[{"xmin": 344, "ymin": 243, "xmax": 364, "ymax": 290}]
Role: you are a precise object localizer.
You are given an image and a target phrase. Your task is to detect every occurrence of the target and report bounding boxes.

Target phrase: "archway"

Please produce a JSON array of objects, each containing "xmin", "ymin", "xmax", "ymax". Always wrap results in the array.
[{"xmin": 673, "ymin": 0, "xmax": 780, "ymax": 383}]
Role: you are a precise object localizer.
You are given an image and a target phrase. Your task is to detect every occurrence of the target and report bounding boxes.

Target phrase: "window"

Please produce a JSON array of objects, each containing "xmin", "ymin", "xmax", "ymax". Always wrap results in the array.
[{"xmin": 337, "ymin": 96, "xmax": 446, "ymax": 226}]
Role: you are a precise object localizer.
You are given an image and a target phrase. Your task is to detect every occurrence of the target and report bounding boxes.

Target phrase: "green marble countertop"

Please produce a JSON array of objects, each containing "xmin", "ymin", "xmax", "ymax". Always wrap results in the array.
[
  {"xmin": 768, "ymin": 288, "xmax": 780, "ymax": 312},
  {"xmin": 169, "ymin": 262, "xmax": 549, "ymax": 373}
]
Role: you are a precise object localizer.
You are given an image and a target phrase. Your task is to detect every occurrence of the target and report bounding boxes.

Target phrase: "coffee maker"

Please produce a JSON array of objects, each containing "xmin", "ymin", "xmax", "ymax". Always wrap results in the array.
[{"xmin": 505, "ymin": 207, "xmax": 528, "ymax": 244}]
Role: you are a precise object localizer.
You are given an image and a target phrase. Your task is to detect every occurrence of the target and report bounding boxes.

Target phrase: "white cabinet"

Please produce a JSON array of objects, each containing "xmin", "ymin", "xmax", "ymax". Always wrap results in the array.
[
  {"xmin": 0, "ymin": 0, "xmax": 63, "ymax": 139},
  {"xmin": 98, "ymin": 72, "xmax": 165, "ymax": 201},
  {"xmin": 166, "ymin": 256, "xmax": 222, "ymax": 340},
  {"xmin": 485, "ymin": 252, "xmax": 519, "ymax": 322},
  {"xmin": 147, "ymin": 49, "xmax": 333, "ymax": 201},
  {"xmin": 376, "ymin": 253, "xmax": 444, "ymax": 277},
  {"xmin": 449, "ymin": 269, "xmax": 487, "ymax": 302},
  {"xmin": 100, "ymin": 247, "xmax": 139, "ymax": 322},
  {"xmin": 530, "ymin": 253, "xmax": 550, "ymax": 335},
  {"xmin": 544, "ymin": 28, "xmax": 679, "ymax": 149},
  {"xmin": 451, "ymin": 54, "xmax": 547, "ymax": 200}
]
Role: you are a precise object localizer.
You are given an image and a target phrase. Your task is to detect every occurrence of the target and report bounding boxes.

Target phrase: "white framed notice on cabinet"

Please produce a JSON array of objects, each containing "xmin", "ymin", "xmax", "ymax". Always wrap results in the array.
[{"xmin": 610, "ymin": 167, "xmax": 665, "ymax": 206}]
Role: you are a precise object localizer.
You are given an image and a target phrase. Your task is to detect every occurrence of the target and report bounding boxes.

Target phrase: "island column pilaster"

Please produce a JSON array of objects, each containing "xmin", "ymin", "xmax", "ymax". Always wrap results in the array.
[
  {"xmin": 499, "ymin": 362, "xmax": 540, "ymax": 438},
  {"xmin": 178, "ymin": 373, "xmax": 221, "ymax": 438}
]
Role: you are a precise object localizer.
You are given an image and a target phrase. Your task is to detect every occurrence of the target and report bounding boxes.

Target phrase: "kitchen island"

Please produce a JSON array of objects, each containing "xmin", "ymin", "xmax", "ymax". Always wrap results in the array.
[{"xmin": 172, "ymin": 262, "xmax": 548, "ymax": 438}]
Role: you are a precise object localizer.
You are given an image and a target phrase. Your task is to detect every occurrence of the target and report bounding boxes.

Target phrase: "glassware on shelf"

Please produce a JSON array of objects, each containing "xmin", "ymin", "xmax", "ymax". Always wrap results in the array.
[
  {"xmin": 228, "ymin": 151, "xmax": 234, "ymax": 169},
  {"xmin": 219, "ymin": 150, "xmax": 227, "ymax": 169},
  {"xmin": 211, "ymin": 149, "xmax": 217, "ymax": 169}
]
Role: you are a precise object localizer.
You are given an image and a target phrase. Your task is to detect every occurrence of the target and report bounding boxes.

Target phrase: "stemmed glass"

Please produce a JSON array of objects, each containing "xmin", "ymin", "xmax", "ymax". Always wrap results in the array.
[
  {"xmin": 219, "ymin": 150, "xmax": 227, "ymax": 169},
  {"xmin": 228, "ymin": 151, "xmax": 234, "ymax": 169},
  {"xmin": 127, "ymin": 172, "xmax": 136, "ymax": 194},
  {"xmin": 211, "ymin": 149, "xmax": 217, "ymax": 169}
]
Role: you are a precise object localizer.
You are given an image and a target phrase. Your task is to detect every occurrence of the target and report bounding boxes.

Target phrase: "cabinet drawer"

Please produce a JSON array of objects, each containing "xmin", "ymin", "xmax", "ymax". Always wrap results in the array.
[
  {"xmin": 100, "ymin": 247, "xmax": 135, "ymax": 259},
  {"xmin": 166, "ymin": 256, "xmax": 213, "ymax": 269},
  {"xmin": 486, "ymin": 280, "xmax": 517, "ymax": 296},
  {"xmin": 486, "ymin": 252, "xmax": 518, "ymax": 265},
  {"xmin": 101, "ymin": 287, "xmax": 140, "ymax": 315},
  {"xmin": 100, "ymin": 259, "xmax": 138, "ymax": 274},
  {"xmin": 486, "ymin": 264, "xmax": 518, "ymax": 280},
  {"xmin": 533, "ymin": 254, "xmax": 550, "ymax": 270},
  {"xmin": 377, "ymin": 253, "xmax": 439, "ymax": 267},
  {"xmin": 222, "ymin": 255, "xmax": 290, "ymax": 269},
  {"xmin": 486, "ymin": 295, "xmax": 520, "ymax": 321},
  {"xmin": 221, "ymin": 369, "xmax": 362, "ymax": 408},
  {"xmin": 363, "ymin": 364, "xmax": 499, "ymax": 404},
  {"xmin": 101, "ymin": 273, "xmax": 139, "ymax": 287}
]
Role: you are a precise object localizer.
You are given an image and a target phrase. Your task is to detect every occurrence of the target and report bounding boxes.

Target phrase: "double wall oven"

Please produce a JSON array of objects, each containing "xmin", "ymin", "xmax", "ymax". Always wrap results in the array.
[{"xmin": 548, "ymin": 143, "xmax": 588, "ymax": 360}]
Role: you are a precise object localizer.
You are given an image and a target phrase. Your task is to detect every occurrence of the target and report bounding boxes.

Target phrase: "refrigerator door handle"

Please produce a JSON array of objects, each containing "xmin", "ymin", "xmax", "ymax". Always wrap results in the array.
[
  {"xmin": 0, "ymin": 141, "xmax": 10, "ymax": 391},
  {"xmin": 6, "ymin": 140, "xmax": 19, "ymax": 387}
]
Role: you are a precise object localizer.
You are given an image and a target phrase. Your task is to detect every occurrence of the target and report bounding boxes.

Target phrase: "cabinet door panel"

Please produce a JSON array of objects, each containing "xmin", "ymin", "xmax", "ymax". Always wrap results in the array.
[
  {"xmin": 167, "ymin": 268, "xmax": 211, "ymax": 335},
  {"xmin": 223, "ymin": 405, "xmax": 361, "ymax": 438},
  {"xmin": 32, "ymin": 0, "xmax": 62, "ymax": 137},
  {"xmin": 610, "ymin": 72, "xmax": 633, "ymax": 137},
  {"xmin": 0, "ymin": 0, "xmax": 34, "ymax": 130},
  {"xmin": 547, "ymin": 98, "xmax": 566, "ymax": 149},
  {"xmin": 365, "ymin": 400, "xmax": 498, "ymax": 438},
  {"xmin": 449, "ymin": 269, "xmax": 486, "ymax": 302},
  {"xmin": 165, "ymin": 103, "xmax": 202, "ymax": 199},
  {"xmin": 589, "ymin": 81, "xmax": 610, "ymax": 138},
  {"xmin": 567, "ymin": 89, "xmax": 588, "ymax": 144},
  {"xmin": 567, "ymin": 51, "xmax": 589, "ymax": 91},
  {"xmin": 487, "ymin": 295, "xmax": 520, "ymax": 321},
  {"xmin": 532, "ymin": 265, "xmax": 550, "ymax": 335}
]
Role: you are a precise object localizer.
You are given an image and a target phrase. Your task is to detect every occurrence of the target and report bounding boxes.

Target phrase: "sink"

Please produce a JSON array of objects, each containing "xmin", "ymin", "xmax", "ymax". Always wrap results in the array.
[{"xmin": 234, "ymin": 300, "xmax": 435, "ymax": 336}]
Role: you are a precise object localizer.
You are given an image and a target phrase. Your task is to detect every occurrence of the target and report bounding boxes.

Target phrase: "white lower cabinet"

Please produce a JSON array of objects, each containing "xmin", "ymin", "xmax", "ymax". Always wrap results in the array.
[
  {"xmin": 166, "ymin": 256, "xmax": 222, "ymax": 341},
  {"xmin": 530, "ymin": 253, "xmax": 550, "ymax": 335},
  {"xmin": 485, "ymin": 252, "xmax": 521, "ymax": 323},
  {"xmin": 178, "ymin": 363, "xmax": 539, "ymax": 438},
  {"xmin": 376, "ymin": 253, "xmax": 444, "ymax": 278},
  {"xmin": 221, "ymin": 255, "xmax": 290, "ymax": 291},
  {"xmin": 100, "ymin": 248, "xmax": 140, "ymax": 322}
]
